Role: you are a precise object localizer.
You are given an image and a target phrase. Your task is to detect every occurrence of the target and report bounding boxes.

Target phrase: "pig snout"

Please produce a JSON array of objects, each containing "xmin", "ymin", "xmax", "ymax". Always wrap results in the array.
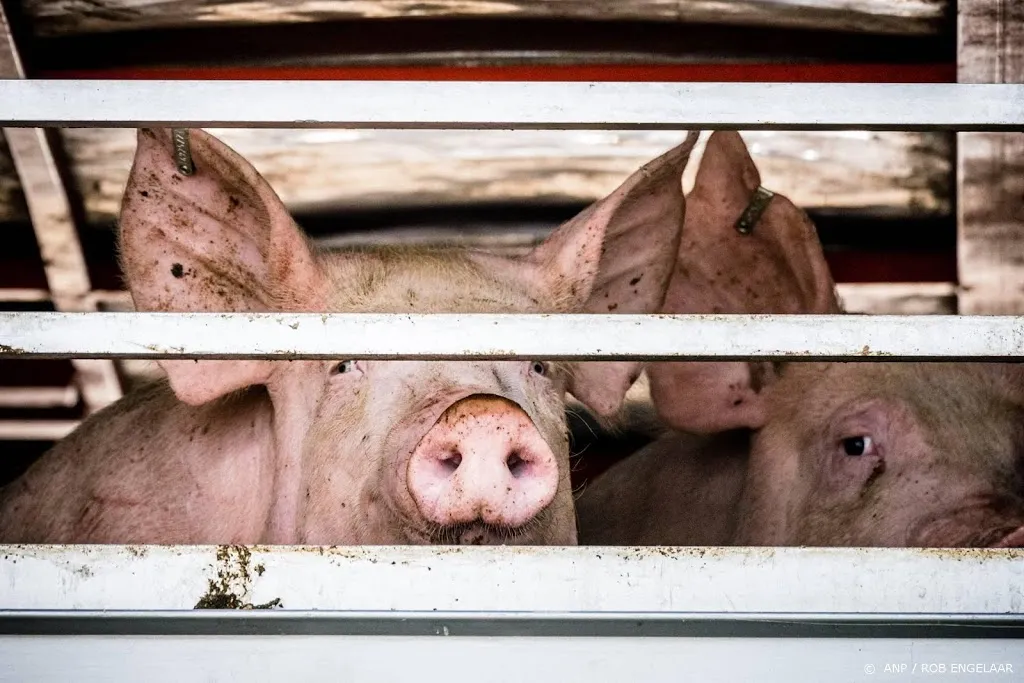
[{"xmin": 407, "ymin": 395, "xmax": 558, "ymax": 529}]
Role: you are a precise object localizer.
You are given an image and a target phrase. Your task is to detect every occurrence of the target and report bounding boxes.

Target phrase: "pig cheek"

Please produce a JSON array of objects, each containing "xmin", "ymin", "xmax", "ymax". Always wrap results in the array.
[
  {"xmin": 823, "ymin": 453, "xmax": 879, "ymax": 498},
  {"xmin": 745, "ymin": 430, "xmax": 806, "ymax": 532},
  {"xmin": 300, "ymin": 387, "xmax": 373, "ymax": 530}
]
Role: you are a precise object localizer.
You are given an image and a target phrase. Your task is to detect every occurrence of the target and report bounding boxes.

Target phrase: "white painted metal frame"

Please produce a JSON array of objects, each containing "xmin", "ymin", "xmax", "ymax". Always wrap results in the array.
[
  {"xmin": 4, "ymin": 312, "xmax": 1024, "ymax": 360},
  {"xmin": 4, "ymin": 545, "xmax": 1020, "ymax": 614},
  {"xmin": 0, "ymin": 546, "xmax": 1021, "ymax": 682},
  {"xmin": 1, "ymin": 21, "xmax": 1023, "ymax": 679},
  {"xmin": 0, "ymin": 3, "xmax": 123, "ymax": 416},
  {"xmin": 0, "ymin": 81, "xmax": 1021, "ymax": 130}
]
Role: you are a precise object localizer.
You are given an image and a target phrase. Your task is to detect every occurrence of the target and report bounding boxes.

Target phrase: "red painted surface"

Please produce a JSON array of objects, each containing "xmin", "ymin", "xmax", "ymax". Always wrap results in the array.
[
  {"xmin": 40, "ymin": 63, "xmax": 955, "ymax": 83},
  {"xmin": 824, "ymin": 251, "xmax": 956, "ymax": 284}
]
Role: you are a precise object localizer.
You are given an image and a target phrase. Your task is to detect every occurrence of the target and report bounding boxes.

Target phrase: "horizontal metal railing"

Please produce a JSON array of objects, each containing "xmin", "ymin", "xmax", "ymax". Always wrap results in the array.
[
  {"xmin": 2, "ymin": 312, "xmax": 1024, "ymax": 360},
  {"xmin": 0, "ymin": 545, "xmax": 1019, "ymax": 615},
  {"xmin": 0, "ymin": 78, "xmax": 1022, "ymax": 679},
  {"xmin": 0, "ymin": 545, "xmax": 1021, "ymax": 680},
  {"xmin": 0, "ymin": 81, "xmax": 1021, "ymax": 130}
]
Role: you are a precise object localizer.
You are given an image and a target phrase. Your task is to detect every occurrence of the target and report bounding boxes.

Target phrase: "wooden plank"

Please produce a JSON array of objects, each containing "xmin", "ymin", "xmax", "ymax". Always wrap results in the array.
[
  {"xmin": 0, "ymin": 14, "xmax": 25, "ymax": 222},
  {"xmin": 1, "ymin": 130, "xmax": 124, "ymax": 412},
  {"xmin": 0, "ymin": 129, "xmax": 952, "ymax": 225},
  {"xmin": 0, "ymin": 419, "xmax": 78, "ymax": 440},
  {"xmin": 22, "ymin": 0, "xmax": 949, "ymax": 37},
  {"xmin": 0, "ymin": 2, "xmax": 123, "ymax": 414},
  {"xmin": 957, "ymin": 0, "xmax": 1024, "ymax": 314},
  {"xmin": 0, "ymin": 132, "xmax": 25, "ymax": 223},
  {"xmin": 836, "ymin": 282, "xmax": 957, "ymax": 314},
  {"xmin": 0, "ymin": 386, "xmax": 78, "ymax": 409}
]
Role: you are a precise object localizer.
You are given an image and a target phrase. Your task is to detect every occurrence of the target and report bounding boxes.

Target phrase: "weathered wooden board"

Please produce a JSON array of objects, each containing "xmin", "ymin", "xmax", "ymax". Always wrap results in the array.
[
  {"xmin": 22, "ymin": 0, "xmax": 949, "ymax": 37},
  {"xmin": 0, "ymin": 130, "xmax": 951, "ymax": 225},
  {"xmin": 836, "ymin": 282, "xmax": 956, "ymax": 314},
  {"xmin": 0, "ymin": 12, "xmax": 23, "ymax": 219},
  {"xmin": 956, "ymin": 0, "xmax": 1024, "ymax": 315},
  {"xmin": 0, "ymin": 133, "xmax": 25, "ymax": 222},
  {"xmin": 1, "ymin": 0, "xmax": 126, "ymax": 414}
]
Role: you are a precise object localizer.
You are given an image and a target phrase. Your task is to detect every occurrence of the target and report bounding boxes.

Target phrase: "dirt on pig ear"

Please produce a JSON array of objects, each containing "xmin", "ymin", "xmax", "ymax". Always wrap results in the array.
[
  {"xmin": 522, "ymin": 132, "xmax": 701, "ymax": 417},
  {"xmin": 647, "ymin": 130, "xmax": 842, "ymax": 434},
  {"xmin": 118, "ymin": 128, "xmax": 329, "ymax": 406}
]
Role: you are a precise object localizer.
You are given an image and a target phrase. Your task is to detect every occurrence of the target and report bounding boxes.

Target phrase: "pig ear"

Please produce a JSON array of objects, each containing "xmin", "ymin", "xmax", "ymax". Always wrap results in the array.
[
  {"xmin": 647, "ymin": 130, "xmax": 841, "ymax": 434},
  {"xmin": 527, "ymin": 132, "xmax": 700, "ymax": 417},
  {"xmin": 119, "ymin": 128, "xmax": 327, "ymax": 405}
]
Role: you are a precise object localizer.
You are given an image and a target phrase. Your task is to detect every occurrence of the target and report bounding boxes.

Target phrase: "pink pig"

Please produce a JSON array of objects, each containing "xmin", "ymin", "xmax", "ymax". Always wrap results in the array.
[
  {"xmin": 0, "ymin": 127, "xmax": 700, "ymax": 545},
  {"xmin": 578, "ymin": 131, "xmax": 1024, "ymax": 549}
]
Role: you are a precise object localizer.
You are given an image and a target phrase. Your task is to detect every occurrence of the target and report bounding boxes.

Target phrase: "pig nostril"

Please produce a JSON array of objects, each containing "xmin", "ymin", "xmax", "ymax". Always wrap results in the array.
[
  {"xmin": 440, "ymin": 450, "xmax": 462, "ymax": 473},
  {"xmin": 506, "ymin": 452, "xmax": 526, "ymax": 477}
]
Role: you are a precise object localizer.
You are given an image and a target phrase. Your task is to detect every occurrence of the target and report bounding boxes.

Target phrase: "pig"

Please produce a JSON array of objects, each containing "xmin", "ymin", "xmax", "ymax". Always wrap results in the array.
[
  {"xmin": 0, "ymin": 127, "xmax": 701, "ymax": 545},
  {"xmin": 577, "ymin": 131, "xmax": 1024, "ymax": 549}
]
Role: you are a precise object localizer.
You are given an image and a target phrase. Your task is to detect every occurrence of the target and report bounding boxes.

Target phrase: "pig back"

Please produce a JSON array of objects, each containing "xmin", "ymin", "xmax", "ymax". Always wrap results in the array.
[
  {"xmin": 0, "ymin": 381, "xmax": 277, "ymax": 543},
  {"xmin": 576, "ymin": 429, "xmax": 749, "ymax": 546}
]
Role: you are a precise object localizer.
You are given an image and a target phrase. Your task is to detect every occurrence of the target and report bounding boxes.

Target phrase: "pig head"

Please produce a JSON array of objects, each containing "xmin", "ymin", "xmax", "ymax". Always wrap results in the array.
[
  {"xmin": 584, "ymin": 130, "xmax": 1024, "ymax": 549},
  {"xmin": 0, "ymin": 128, "xmax": 699, "ymax": 545},
  {"xmin": 731, "ymin": 362, "xmax": 1024, "ymax": 548}
]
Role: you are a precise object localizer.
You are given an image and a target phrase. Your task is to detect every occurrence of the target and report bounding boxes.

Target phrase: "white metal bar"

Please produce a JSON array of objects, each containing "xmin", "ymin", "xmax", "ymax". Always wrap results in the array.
[
  {"xmin": 0, "ymin": 81, "xmax": 1021, "ymax": 131},
  {"xmin": 2, "ymin": 312, "xmax": 1024, "ymax": 360},
  {"xmin": 2, "ymin": 546, "xmax": 1021, "ymax": 680},
  {"xmin": 1, "ymin": 636, "xmax": 1020, "ymax": 683},
  {"xmin": 0, "ymin": 545, "xmax": 1020, "ymax": 614},
  {"xmin": 0, "ymin": 4, "xmax": 123, "ymax": 414}
]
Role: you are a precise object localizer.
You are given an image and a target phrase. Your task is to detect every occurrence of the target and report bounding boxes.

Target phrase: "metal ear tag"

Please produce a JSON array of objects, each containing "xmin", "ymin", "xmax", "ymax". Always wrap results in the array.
[
  {"xmin": 171, "ymin": 128, "xmax": 195, "ymax": 176},
  {"xmin": 735, "ymin": 185, "xmax": 775, "ymax": 235}
]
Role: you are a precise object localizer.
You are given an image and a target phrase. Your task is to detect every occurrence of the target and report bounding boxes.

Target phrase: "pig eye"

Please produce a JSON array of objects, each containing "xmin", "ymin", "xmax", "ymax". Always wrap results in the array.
[
  {"xmin": 332, "ymin": 360, "xmax": 357, "ymax": 375},
  {"xmin": 531, "ymin": 361, "xmax": 548, "ymax": 376},
  {"xmin": 841, "ymin": 435, "xmax": 874, "ymax": 457}
]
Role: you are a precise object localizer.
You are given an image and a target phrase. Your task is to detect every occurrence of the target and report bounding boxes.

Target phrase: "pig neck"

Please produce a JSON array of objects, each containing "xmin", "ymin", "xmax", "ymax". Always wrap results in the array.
[
  {"xmin": 262, "ymin": 372, "xmax": 318, "ymax": 543},
  {"xmin": 668, "ymin": 430, "xmax": 750, "ymax": 545},
  {"xmin": 577, "ymin": 430, "xmax": 749, "ymax": 546}
]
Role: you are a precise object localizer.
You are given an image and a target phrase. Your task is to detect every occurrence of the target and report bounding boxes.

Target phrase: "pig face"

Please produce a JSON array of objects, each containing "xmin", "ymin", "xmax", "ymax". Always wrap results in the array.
[
  {"xmin": 118, "ymin": 128, "xmax": 699, "ymax": 545},
  {"xmin": 733, "ymin": 362, "xmax": 1024, "ymax": 548},
  {"xmin": 648, "ymin": 131, "xmax": 1024, "ymax": 549}
]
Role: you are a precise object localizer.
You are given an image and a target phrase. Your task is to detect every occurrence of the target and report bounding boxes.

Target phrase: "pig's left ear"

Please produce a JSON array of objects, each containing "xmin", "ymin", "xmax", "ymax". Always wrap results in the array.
[
  {"xmin": 529, "ymin": 132, "xmax": 700, "ymax": 416},
  {"xmin": 118, "ymin": 128, "xmax": 328, "ymax": 405}
]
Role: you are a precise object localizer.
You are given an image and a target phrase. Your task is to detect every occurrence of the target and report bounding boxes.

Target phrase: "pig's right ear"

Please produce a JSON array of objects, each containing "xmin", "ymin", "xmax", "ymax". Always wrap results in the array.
[
  {"xmin": 646, "ymin": 130, "xmax": 841, "ymax": 434},
  {"xmin": 526, "ymin": 132, "xmax": 701, "ymax": 417},
  {"xmin": 118, "ymin": 128, "xmax": 327, "ymax": 405}
]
